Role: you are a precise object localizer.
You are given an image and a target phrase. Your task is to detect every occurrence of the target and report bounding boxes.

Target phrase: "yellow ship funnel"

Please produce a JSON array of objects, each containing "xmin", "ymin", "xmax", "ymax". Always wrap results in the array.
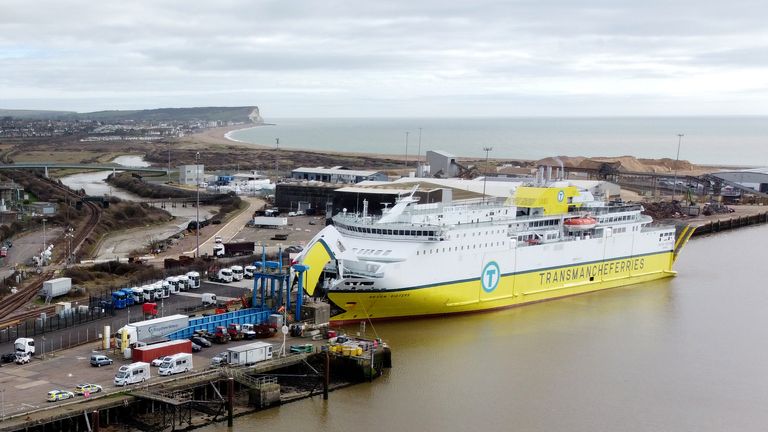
[{"xmin": 512, "ymin": 186, "xmax": 580, "ymax": 215}]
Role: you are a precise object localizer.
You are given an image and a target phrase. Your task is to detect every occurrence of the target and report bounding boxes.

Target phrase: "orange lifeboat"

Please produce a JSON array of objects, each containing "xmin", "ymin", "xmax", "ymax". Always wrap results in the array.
[{"xmin": 564, "ymin": 217, "xmax": 597, "ymax": 230}]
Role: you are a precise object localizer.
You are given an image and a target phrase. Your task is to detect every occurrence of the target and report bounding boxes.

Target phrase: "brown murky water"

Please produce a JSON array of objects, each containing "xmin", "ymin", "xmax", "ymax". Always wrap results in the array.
[{"xmin": 206, "ymin": 225, "xmax": 768, "ymax": 431}]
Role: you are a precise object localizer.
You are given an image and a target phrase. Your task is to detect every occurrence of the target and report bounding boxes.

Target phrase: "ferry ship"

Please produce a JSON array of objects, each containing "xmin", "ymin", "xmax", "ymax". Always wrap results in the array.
[{"xmin": 295, "ymin": 177, "xmax": 695, "ymax": 322}]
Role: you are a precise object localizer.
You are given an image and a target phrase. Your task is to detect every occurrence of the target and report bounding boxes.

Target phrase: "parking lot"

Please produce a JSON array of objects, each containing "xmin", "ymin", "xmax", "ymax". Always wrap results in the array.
[{"xmin": 0, "ymin": 313, "xmax": 315, "ymax": 417}]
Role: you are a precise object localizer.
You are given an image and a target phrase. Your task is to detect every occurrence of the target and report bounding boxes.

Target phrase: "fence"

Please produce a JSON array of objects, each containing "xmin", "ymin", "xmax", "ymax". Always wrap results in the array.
[{"xmin": 0, "ymin": 306, "xmax": 113, "ymax": 346}]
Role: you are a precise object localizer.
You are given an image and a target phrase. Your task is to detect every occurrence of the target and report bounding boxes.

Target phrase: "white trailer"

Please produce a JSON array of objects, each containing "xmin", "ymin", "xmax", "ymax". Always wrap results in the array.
[
  {"xmin": 252, "ymin": 216, "xmax": 288, "ymax": 228},
  {"xmin": 226, "ymin": 342, "xmax": 273, "ymax": 366},
  {"xmin": 40, "ymin": 277, "xmax": 72, "ymax": 299},
  {"xmin": 117, "ymin": 314, "xmax": 189, "ymax": 348}
]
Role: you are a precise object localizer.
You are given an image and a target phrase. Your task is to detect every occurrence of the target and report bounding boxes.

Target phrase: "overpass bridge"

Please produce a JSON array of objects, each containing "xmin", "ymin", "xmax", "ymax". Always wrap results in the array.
[{"xmin": 0, "ymin": 163, "xmax": 169, "ymax": 177}]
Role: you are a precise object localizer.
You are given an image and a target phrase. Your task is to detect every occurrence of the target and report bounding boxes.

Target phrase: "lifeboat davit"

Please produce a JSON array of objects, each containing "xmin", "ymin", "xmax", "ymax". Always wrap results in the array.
[{"xmin": 564, "ymin": 217, "xmax": 597, "ymax": 230}]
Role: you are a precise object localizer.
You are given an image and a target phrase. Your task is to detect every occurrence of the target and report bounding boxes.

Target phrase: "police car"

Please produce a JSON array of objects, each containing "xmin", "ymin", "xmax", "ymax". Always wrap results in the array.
[
  {"xmin": 74, "ymin": 384, "xmax": 103, "ymax": 396},
  {"xmin": 47, "ymin": 390, "xmax": 75, "ymax": 402}
]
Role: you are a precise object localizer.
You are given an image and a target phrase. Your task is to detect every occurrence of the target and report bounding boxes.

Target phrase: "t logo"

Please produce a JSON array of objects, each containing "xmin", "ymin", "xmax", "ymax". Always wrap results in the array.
[{"xmin": 482, "ymin": 261, "xmax": 500, "ymax": 293}]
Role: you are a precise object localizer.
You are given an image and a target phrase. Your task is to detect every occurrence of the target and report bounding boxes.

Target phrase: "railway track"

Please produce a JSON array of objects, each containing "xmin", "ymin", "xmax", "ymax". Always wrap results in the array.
[
  {"xmin": 0, "ymin": 176, "xmax": 103, "ymax": 321},
  {"xmin": 0, "ymin": 270, "xmax": 55, "ymax": 323}
]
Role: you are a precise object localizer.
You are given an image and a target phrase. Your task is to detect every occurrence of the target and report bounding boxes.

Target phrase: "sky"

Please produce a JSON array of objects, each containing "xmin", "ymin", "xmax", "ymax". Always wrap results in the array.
[{"xmin": 1, "ymin": 0, "xmax": 768, "ymax": 117}]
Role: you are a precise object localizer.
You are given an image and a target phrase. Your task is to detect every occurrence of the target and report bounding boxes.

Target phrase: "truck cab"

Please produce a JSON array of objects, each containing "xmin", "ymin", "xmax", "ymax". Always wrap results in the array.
[
  {"xmin": 111, "ymin": 291, "xmax": 127, "ymax": 309},
  {"xmin": 120, "ymin": 288, "xmax": 135, "ymax": 306},
  {"xmin": 177, "ymin": 275, "xmax": 190, "ymax": 291},
  {"xmin": 131, "ymin": 287, "xmax": 145, "ymax": 304},
  {"xmin": 230, "ymin": 265, "xmax": 244, "ymax": 281},
  {"xmin": 213, "ymin": 243, "xmax": 225, "ymax": 257},
  {"xmin": 186, "ymin": 271, "xmax": 201, "ymax": 289},
  {"xmin": 210, "ymin": 268, "xmax": 233, "ymax": 283},
  {"xmin": 227, "ymin": 323, "xmax": 244, "ymax": 340},
  {"xmin": 141, "ymin": 286, "xmax": 153, "ymax": 302},
  {"xmin": 14, "ymin": 338, "xmax": 35, "ymax": 355},
  {"xmin": 213, "ymin": 326, "xmax": 230, "ymax": 344},
  {"xmin": 244, "ymin": 265, "xmax": 257, "ymax": 279}
]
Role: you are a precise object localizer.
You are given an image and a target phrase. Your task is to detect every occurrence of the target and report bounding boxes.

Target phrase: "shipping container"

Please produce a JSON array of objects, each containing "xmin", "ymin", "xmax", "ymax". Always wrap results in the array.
[
  {"xmin": 132, "ymin": 339, "xmax": 192, "ymax": 363},
  {"xmin": 40, "ymin": 277, "xmax": 72, "ymax": 298}
]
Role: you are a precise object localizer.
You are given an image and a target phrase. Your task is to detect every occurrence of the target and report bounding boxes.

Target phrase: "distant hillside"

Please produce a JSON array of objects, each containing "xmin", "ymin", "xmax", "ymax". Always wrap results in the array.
[
  {"xmin": 0, "ymin": 106, "xmax": 260, "ymax": 123},
  {"xmin": 0, "ymin": 109, "xmax": 77, "ymax": 119},
  {"xmin": 80, "ymin": 106, "xmax": 259, "ymax": 123}
]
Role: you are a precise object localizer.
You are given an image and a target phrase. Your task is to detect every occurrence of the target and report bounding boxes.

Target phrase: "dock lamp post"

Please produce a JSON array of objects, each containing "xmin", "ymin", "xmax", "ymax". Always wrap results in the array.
[
  {"xmin": 195, "ymin": 152, "xmax": 200, "ymax": 259},
  {"xmin": 673, "ymin": 133, "xmax": 684, "ymax": 200},
  {"xmin": 42, "ymin": 218, "xmax": 47, "ymax": 253},
  {"xmin": 404, "ymin": 131, "xmax": 410, "ymax": 171},
  {"xmin": 482, "ymin": 147, "xmax": 493, "ymax": 203}
]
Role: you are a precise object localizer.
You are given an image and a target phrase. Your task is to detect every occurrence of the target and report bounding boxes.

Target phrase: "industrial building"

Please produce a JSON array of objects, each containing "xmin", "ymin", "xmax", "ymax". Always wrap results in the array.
[
  {"xmin": 425, "ymin": 150, "xmax": 463, "ymax": 178},
  {"xmin": 712, "ymin": 168, "xmax": 768, "ymax": 194},
  {"xmin": 178, "ymin": 164, "xmax": 204, "ymax": 186},
  {"xmin": 291, "ymin": 167, "xmax": 387, "ymax": 184}
]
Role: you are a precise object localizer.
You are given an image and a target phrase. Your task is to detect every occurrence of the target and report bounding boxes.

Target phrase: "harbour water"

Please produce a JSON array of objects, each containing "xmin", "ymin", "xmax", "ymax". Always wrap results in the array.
[
  {"xmin": 204, "ymin": 224, "xmax": 768, "ymax": 431},
  {"xmin": 227, "ymin": 117, "xmax": 768, "ymax": 166}
]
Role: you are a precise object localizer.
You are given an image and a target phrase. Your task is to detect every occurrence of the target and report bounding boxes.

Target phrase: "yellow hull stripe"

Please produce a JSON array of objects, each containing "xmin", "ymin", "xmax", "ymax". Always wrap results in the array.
[{"xmin": 329, "ymin": 252, "xmax": 675, "ymax": 321}]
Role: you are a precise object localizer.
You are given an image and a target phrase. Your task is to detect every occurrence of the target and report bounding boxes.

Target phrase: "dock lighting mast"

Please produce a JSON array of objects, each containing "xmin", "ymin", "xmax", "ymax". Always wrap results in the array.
[
  {"xmin": 195, "ymin": 152, "xmax": 200, "ymax": 258},
  {"xmin": 417, "ymin": 127, "xmax": 422, "ymax": 176},
  {"xmin": 673, "ymin": 133, "xmax": 684, "ymax": 200},
  {"xmin": 404, "ymin": 131, "xmax": 410, "ymax": 171},
  {"xmin": 275, "ymin": 137, "xmax": 280, "ymax": 180},
  {"xmin": 482, "ymin": 147, "xmax": 493, "ymax": 203}
]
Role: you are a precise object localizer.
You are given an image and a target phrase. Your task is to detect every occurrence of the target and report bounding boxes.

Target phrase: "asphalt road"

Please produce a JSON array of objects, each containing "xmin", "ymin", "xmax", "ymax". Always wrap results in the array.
[{"xmin": 0, "ymin": 228, "xmax": 64, "ymax": 279}]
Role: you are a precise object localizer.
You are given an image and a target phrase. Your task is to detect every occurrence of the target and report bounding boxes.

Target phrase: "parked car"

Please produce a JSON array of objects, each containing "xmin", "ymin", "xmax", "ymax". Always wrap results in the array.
[
  {"xmin": 191, "ymin": 336, "xmax": 212, "ymax": 348},
  {"xmin": 4, "ymin": 240, "xmax": 12, "ymax": 248},
  {"xmin": 90, "ymin": 354, "xmax": 113, "ymax": 367},
  {"xmin": 1, "ymin": 353, "xmax": 15, "ymax": 363},
  {"xmin": 151, "ymin": 356, "xmax": 173, "ymax": 367},
  {"xmin": 47, "ymin": 390, "xmax": 75, "ymax": 402},
  {"xmin": 210, "ymin": 352, "xmax": 228, "ymax": 366},
  {"xmin": 74, "ymin": 384, "xmax": 103, "ymax": 396},
  {"xmin": 191, "ymin": 341, "xmax": 202, "ymax": 352},
  {"xmin": 15, "ymin": 353, "xmax": 31, "ymax": 364}
]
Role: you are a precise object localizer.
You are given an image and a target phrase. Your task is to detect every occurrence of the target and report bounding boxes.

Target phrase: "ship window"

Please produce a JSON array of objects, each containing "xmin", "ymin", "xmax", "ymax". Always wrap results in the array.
[{"xmin": 384, "ymin": 250, "xmax": 391, "ymax": 256}]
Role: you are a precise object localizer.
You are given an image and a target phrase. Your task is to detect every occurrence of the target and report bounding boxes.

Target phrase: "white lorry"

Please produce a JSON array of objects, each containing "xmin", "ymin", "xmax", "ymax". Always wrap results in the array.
[
  {"xmin": 158, "ymin": 353, "xmax": 193, "ymax": 376},
  {"xmin": 230, "ymin": 265, "xmax": 244, "ymax": 281},
  {"xmin": 225, "ymin": 342, "xmax": 273, "ymax": 366},
  {"xmin": 177, "ymin": 275, "xmax": 190, "ymax": 291},
  {"xmin": 114, "ymin": 362, "xmax": 150, "ymax": 386},
  {"xmin": 244, "ymin": 265, "xmax": 257, "ymax": 279},
  {"xmin": 116, "ymin": 315, "xmax": 190, "ymax": 349},
  {"xmin": 15, "ymin": 338, "xmax": 35, "ymax": 355},
  {"xmin": 209, "ymin": 268, "xmax": 233, "ymax": 283},
  {"xmin": 186, "ymin": 271, "xmax": 201, "ymax": 289}
]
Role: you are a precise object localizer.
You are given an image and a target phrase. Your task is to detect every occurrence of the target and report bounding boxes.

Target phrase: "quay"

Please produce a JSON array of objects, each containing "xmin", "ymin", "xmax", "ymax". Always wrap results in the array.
[
  {"xmin": 0, "ymin": 331, "xmax": 391, "ymax": 432},
  {"xmin": 688, "ymin": 210, "xmax": 768, "ymax": 237}
]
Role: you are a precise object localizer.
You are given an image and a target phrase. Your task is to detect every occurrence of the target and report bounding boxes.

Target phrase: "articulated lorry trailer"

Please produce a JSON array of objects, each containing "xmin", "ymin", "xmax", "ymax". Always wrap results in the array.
[{"xmin": 117, "ymin": 314, "xmax": 189, "ymax": 349}]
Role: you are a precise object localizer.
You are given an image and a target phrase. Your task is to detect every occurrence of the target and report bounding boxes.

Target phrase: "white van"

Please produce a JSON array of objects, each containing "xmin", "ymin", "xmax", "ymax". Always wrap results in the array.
[
  {"xmin": 186, "ymin": 271, "xmax": 201, "ymax": 289},
  {"xmin": 158, "ymin": 353, "xmax": 193, "ymax": 376},
  {"xmin": 141, "ymin": 286, "xmax": 153, "ymax": 302},
  {"xmin": 244, "ymin": 265, "xmax": 257, "ymax": 279},
  {"xmin": 202, "ymin": 293, "xmax": 217, "ymax": 306},
  {"xmin": 230, "ymin": 265, "xmax": 244, "ymax": 281},
  {"xmin": 114, "ymin": 362, "xmax": 150, "ymax": 386}
]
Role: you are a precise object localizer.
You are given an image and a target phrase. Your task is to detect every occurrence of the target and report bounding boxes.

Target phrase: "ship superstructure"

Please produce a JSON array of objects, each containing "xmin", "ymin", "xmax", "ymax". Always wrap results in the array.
[{"xmin": 296, "ymin": 178, "xmax": 694, "ymax": 322}]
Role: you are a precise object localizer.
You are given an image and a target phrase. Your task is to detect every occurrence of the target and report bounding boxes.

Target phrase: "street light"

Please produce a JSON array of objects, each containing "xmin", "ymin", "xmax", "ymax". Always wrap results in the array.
[
  {"xmin": 65, "ymin": 228, "xmax": 74, "ymax": 266},
  {"xmin": 482, "ymin": 147, "xmax": 493, "ymax": 203},
  {"xmin": 195, "ymin": 152, "xmax": 200, "ymax": 259},
  {"xmin": 673, "ymin": 133, "xmax": 684, "ymax": 200}
]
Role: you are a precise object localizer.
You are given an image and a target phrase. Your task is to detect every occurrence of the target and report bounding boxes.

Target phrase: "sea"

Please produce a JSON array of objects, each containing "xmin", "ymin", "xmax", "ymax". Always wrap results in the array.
[
  {"xmin": 203, "ymin": 224, "xmax": 768, "ymax": 432},
  {"xmin": 226, "ymin": 117, "xmax": 768, "ymax": 167}
]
